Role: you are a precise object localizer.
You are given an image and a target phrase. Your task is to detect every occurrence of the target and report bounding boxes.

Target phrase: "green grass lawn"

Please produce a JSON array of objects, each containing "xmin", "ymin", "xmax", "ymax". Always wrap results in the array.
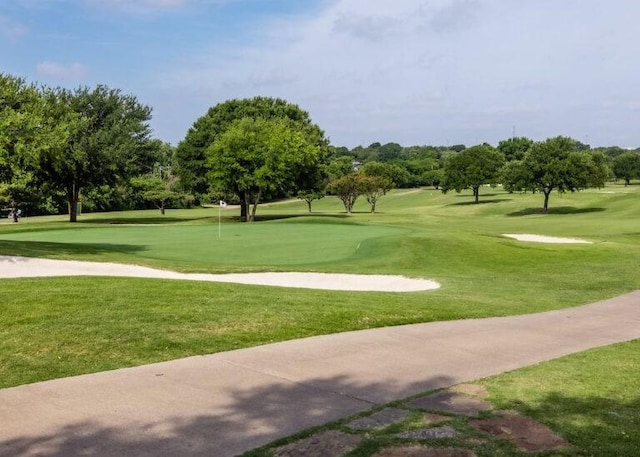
[
  {"xmin": 480, "ymin": 339, "xmax": 640, "ymax": 457},
  {"xmin": 1, "ymin": 185, "xmax": 639, "ymax": 389},
  {"xmin": 2, "ymin": 185, "xmax": 639, "ymax": 455}
]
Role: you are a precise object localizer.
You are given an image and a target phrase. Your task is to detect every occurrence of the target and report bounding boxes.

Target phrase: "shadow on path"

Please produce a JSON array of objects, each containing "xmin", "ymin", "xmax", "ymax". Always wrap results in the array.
[{"xmin": 2, "ymin": 375, "xmax": 455, "ymax": 457}]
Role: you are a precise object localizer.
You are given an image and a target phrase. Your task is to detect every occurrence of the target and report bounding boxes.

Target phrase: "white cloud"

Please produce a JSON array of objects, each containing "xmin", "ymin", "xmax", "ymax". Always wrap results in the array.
[
  {"xmin": 0, "ymin": 16, "xmax": 28, "ymax": 42},
  {"xmin": 151, "ymin": 0, "xmax": 640, "ymax": 147},
  {"xmin": 428, "ymin": 0, "xmax": 482, "ymax": 33},
  {"xmin": 36, "ymin": 61, "xmax": 89, "ymax": 81}
]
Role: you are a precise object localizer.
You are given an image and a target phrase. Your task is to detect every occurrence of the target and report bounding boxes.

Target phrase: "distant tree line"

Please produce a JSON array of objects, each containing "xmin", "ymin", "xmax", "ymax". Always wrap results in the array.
[
  {"xmin": 3, "ymin": 72, "xmax": 640, "ymax": 222},
  {"xmin": 326, "ymin": 137, "xmax": 639, "ymax": 212}
]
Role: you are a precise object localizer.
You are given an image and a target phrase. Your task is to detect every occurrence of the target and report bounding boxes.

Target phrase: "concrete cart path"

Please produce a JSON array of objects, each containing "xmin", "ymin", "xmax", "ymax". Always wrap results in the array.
[{"xmin": 1, "ymin": 291, "xmax": 639, "ymax": 457}]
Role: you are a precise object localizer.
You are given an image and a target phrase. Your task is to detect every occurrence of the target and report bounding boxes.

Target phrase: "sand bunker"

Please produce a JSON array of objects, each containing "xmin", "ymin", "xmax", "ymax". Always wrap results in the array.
[
  {"xmin": 503, "ymin": 234, "xmax": 592, "ymax": 244},
  {"xmin": 0, "ymin": 256, "xmax": 439, "ymax": 292}
]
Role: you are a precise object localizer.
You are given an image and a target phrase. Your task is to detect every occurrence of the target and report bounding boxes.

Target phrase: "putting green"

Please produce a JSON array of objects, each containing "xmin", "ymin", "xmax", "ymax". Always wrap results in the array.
[{"xmin": 0, "ymin": 221, "xmax": 408, "ymax": 270}]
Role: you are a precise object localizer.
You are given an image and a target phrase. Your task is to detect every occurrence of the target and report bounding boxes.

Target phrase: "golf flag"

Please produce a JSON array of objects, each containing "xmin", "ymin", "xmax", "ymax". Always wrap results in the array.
[{"xmin": 219, "ymin": 200, "xmax": 227, "ymax": 207}]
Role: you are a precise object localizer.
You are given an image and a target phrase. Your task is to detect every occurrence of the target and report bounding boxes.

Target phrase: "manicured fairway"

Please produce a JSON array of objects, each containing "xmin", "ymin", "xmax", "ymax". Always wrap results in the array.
[
  {"xmin": 0, "ymin": 220, "xmax": 407, "ymax": 270},
  {"xmin": 1, "ymin": 185, "xmax": 640, "ymax": 389}
]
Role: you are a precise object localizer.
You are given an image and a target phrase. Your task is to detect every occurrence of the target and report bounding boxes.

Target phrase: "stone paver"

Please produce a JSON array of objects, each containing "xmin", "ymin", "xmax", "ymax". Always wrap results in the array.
[
  {"xmin": 396, "ymin": 426, "xmax": 459, "ymax": 440},
  {"xmin": 408, "ymin": 391, "xmax": 493, "ymax": 417},
  {"xmin": 274, "ymin": 430, "xmax": 362, "ymax": 457},
  {"xmin": 373, "ymin": 446, "xmax": 477, "ymax": 457},
  {"xmin": 347, "ymin": 407, "xmax": 409, "ymax": 431}
]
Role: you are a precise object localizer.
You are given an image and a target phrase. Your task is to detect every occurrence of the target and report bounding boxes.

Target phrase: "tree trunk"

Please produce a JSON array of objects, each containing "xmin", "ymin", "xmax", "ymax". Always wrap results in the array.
[
  {"xmin": 240, "ymin": 200, "xmax": 248, "ymax": 222},
  {"xmin": 307, "ymin": 200, "xmax": 312, "ymax": 212},
  {"xmin": 11, "ymin": 200, "xmax": 18, "ymax": 223},
  {"xmin": 249, "ymin": 190, "xmax": 261, "ymax": 223},
  {"xmin": 68, "ymin": 182, "xmax": 80, "ymax": 223},
  {"xmin": 543, "ymin": 189, "xmax": 551, "ymax": 213},
  {"xmin": 473, "ymin": 186, "xmax": 479, "ymax": 203}
]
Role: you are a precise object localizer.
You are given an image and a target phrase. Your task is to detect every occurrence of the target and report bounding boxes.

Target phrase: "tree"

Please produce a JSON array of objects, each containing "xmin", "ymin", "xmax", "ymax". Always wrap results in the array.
[
  {"xmin": 442, "ymin": 144, "xmax": 505, "ymax": 203},
  {"xmin": 131, "ymin": 165, "xmax": 183, "ymax": 215},
  {"xmin": 37, "ymin": 85, "xmax": 152, "ymax": 222},
  {"xmin": 326, "ymin": 156, "xmax": 355, "ymax": 181},
  {"xmin": 504, "ymin": 136, "xmax": 608, "ymax": 213},
  {"xmin": 612, "ymin": 151, "xmax": 640, "ymax": 186},
  {"xmin": 0, "ymin": 74, "xmax": 61, "ymax": 221},
  {"xmin": 176, "ymin": 96, "xmax": 328, "ymax": 216},
  {"xmin": 327, "ymin": 173, "xmax": 359, "ymax": 213},
  {"xmin": 497, "ymin": 137, "xmax": 533, "ymax": 162},
  {"xmin": 207, "ymin": 116, "xmax": 323, "ymax": 222},
  {"xmin": 297, "ymin": 190, "xmax": 325, "ymax": 212},
  {"xmin": 359, "ymin": 161, "xmax": 409, "ymax": 187},
  {"xmin": 357, "ymin": 174, "xmax": 392, "ymax": 213}
]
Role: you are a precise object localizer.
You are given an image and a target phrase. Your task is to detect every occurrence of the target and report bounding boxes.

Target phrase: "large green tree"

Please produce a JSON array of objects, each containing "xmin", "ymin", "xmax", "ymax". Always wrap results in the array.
[
  {"xmin": 0, "ymin": 74, "xmax": 66, "ymax": 221},
  {"xmin": 442, "ymin": 144, "xmax": 505, "ymax": 203},
  {"xmin": 207, "ymin": 116, "xmax": 323, "ymax": 222},
  {"xmin": 504, "ymin": 136, "xmax": 608, "ymax": 213},
  {"xmin": 176, "ymin": 96, "xmax": 328, "ymax": 215},
  {"xmin": 612, "ymin": 151, "xmax": 640, "ymax": 186},
  {"xmin": 497, "ymin": 136, "xmax": 534, "ymax": 162},
  {"xmin": 37, "ymin": 85, "xmax": 152, "ymax": 222}
]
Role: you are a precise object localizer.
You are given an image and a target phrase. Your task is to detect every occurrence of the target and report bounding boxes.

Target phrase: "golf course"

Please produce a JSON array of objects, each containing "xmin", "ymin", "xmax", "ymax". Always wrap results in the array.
[{"xmin": 1, "ymin": 185, "xmax": 639, "ymax": 456}]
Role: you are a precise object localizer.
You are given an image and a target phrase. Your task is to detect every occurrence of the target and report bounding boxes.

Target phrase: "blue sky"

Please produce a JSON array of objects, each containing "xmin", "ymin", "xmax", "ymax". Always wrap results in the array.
[{"xmin": 2, "ymin": 0, "xmax": 639, "ymax": 149}]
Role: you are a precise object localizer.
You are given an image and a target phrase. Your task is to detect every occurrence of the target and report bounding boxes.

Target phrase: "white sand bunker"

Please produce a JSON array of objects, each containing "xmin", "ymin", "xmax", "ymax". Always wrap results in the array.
[
  {"xmin": 0, "ymin": 256, "xmax": 439, "ymax": 292},
  {"xmin": 503, "ymin": 234, "xmax": 592, "ymax": 244}
]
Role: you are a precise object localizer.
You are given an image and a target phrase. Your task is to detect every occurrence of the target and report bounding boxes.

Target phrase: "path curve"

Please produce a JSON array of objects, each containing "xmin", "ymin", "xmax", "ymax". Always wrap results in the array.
[
  {"xmin": 0, "ymin": 256, "xmax": 439, "ymax": 292},
  {"xmin": 1, "ymin": 291, "xmax": 638, "ymax": 456}
]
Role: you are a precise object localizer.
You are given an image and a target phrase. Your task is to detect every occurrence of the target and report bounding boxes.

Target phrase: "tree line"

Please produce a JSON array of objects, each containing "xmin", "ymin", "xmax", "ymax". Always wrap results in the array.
[
  {"xmin": 2, "ymin": 72, "xmax": 639, "ymax": 222},
  {"xmin": 0, "ymin": 73, "xmax": 187, "ymax": 222}
]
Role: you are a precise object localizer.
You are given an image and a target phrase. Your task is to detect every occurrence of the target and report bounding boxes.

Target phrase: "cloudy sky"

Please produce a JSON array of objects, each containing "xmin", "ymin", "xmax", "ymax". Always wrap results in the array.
[{"xmin": 2, "ymin": 0, "xmax": 639, "ymax": 148}]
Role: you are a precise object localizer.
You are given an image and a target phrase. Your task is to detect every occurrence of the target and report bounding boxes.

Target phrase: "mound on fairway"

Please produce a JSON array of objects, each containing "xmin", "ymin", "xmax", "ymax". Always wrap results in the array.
[
  {"xmin": 0, "ymin": 256, "xmax": 439, "ymax": 292},
  {"xmin": 503, "ymin": 234, "xmax": 592, "ymax": 244}
]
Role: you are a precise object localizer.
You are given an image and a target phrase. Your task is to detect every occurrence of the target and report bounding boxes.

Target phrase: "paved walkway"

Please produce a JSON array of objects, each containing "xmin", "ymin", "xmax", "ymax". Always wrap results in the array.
[{"xmin": 1, "ymin": 291, "xmax": 639, "ymax": 457}]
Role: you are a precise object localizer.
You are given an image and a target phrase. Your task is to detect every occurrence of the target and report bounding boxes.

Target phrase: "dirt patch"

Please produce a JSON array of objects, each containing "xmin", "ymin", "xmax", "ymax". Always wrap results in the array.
[
  {"xmin": 447, "ymin": 384, "xmax": 488, "ymax": 398},
  {"xmin": 469, "ymin": 412, "xmax": 570, "ymax": 452}
]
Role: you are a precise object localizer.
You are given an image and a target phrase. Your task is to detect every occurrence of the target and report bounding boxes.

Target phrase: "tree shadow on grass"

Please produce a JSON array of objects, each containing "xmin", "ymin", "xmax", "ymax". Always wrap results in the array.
[
  {"xmin": 447, "ymin": 198, "xmax": 513, "ymax": 207},
  {"xmin": 250, "ymin": 213, "xmax": 350, "ymax": 223},
  {"xmin": 78, "ymin": 216, "xmax": 212, "ymax": 225},
  {"xmin": 1, "ymin": 374, "xmax": 454, "ymax": 457},
  {"xmin": 498, "ymin": 392, "xmax": 640, "ymax": 457},
  {"xmin": 0, "ymin": 240, "xmax": 145, "ymax": 258},
  {"xmin": 454, "ymin": 192, "xmax": 502, "ymax": 198},
  {"xmin": 507, "ymin": 207, "xmax": 606, "ymax": 217}
]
